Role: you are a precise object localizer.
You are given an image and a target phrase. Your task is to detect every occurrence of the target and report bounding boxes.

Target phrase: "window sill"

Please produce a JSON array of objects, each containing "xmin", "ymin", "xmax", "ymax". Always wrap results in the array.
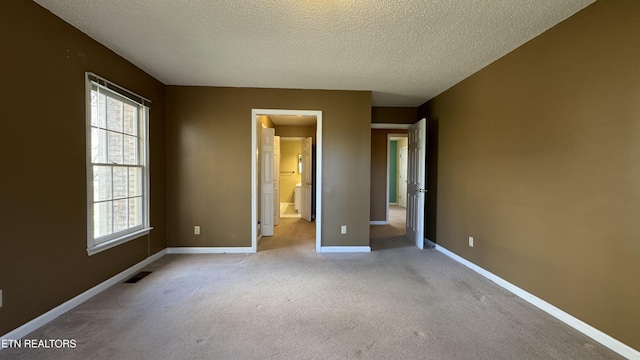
[{"xmin": 87, "ymin": 227, "xmax": 153, "ymax": 256}]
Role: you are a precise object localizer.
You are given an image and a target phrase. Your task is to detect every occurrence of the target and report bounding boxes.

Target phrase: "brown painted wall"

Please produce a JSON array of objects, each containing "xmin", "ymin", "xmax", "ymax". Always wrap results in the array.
[
  {"xmin": 370, "ymin": 129, "xmax": 407, "ymax": 222},
  {"xmin": 0, "ymin": 1, "xmax": 166, "ymax": 336},
  {"xmin": 420, "ymin": 0, "xmax": 640, "ymax": 349},
  {"xmin": 371, "ymin": 107, "xmax": 417, "ymax": 124},
  {"xmin": 166, "ymin": 87, "xmax": 371, "ymax": 247}
]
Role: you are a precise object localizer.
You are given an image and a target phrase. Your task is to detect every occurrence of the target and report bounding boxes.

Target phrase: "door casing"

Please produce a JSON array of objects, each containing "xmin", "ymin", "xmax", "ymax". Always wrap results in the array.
[
  {"xmin": 383, "ymin": 134, "xmax": 409, "ymax": 224},
  {"xmin": 398, "ymin": 145, "xmax": 408, "ymax": 208},
  {"xmin": 251, "ymin": 109, "xmax": 322, "ymax": 252}
]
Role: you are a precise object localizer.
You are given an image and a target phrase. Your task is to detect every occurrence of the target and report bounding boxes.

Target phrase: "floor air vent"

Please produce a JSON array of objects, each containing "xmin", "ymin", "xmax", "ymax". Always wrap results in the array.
[{"xmin": 124, "ymin": 271, "xmax": 152, "ymax": 283}]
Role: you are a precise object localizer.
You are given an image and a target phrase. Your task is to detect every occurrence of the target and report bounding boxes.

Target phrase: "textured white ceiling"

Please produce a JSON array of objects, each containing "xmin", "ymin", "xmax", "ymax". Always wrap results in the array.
[{"xmin": 34, "ymin": 0, "xmax": 593, "ymax": 106}]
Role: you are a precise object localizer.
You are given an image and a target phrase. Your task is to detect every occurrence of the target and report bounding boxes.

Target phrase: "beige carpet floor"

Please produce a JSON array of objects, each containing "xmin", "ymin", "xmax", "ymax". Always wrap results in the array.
[{"xmin": 0, "ymin": 217, "xmax": 623, "ymax": 360}]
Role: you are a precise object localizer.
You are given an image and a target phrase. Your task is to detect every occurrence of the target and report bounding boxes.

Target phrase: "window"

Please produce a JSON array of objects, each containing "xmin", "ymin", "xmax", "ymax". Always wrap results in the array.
[{"xmin": 86, "ymin": 73, "xmax": 151, "ymax": 255}]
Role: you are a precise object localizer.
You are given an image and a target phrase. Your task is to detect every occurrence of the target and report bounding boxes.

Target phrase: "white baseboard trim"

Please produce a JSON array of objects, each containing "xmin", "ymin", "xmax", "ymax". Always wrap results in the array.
[
  {"xmin": 319, "ymin": 246, "xmax": 371, "ymax": 253},
  {"xmin": 370, "ymin": 221, "xmax": 388, "ymax": 225},
  {"xmin": 166, "ymin": 247, "xmax": 254, "ymax": 254},
  {"xmin": 0, "ymin": 249, "xmax": 167, "ymax": 346},
  {"xmin": 436, "ymin": 245, "xmax": 640, "ymax": 360}
]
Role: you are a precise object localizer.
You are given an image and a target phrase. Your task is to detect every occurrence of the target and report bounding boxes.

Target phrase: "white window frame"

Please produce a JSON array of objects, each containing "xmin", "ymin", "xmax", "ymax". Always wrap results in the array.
[{"xmin": 85, "ymin": 73, "xmax": 152, "ymax": 255}]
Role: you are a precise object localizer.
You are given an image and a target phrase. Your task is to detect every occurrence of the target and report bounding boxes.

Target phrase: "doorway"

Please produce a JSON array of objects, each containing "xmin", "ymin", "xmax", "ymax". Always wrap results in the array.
[
  {"xmin": 278, "ymin": 137, "xmax": 304, "ymax": 219},
  {"xmin": 388, "ymin": 135, "xmax": 408, "ymax": 233},
  {"xmin": 371, "ymin": 120, "xmax": 427, "ymax": 249},
  {"xmin": 251, "ymin": 109, "xmax": 322, "ymax": 253}
]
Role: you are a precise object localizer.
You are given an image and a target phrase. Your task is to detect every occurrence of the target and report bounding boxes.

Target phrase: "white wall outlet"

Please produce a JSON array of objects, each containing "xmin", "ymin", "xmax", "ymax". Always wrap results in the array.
[
  {"xmin": 469, "ymin": 236, "xmax": 474, "ymax": 247},
  {"xmin": 194, "ymin": 226, "xmax": 201, "ymax": 235},
  {"xmin": 341, "ymin": 225, "xmax": 347, "ymax": 234}
]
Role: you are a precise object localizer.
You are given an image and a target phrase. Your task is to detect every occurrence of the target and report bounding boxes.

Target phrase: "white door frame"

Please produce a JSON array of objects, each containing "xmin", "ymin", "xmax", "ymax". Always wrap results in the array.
[
  {"xmin": 387, "ymin": 134, "xmax": 408, "ymax": 223},
  {"xmin": 371, "ymin": 124, "xmax": 411, "ymax": 226},
  {"xmin": 398, "ymin": 145, "xmax": 408, "ymax": 209},
  {"xmin": 252, "ymin": 109, "xmax": 322, "ymax": 253}
]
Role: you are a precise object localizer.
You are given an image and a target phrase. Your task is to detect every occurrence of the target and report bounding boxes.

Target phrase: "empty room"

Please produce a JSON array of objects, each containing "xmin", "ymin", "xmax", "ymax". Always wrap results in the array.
[{"xmin": 1, "ymin": 0, "xmax": 638, "ymax": 359}]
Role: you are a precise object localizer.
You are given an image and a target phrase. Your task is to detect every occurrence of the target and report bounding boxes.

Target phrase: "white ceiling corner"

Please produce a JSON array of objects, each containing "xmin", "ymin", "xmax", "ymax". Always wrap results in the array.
[{"xmin": 33, "ymin": 0, "xmax": 594, "ymax": 107}]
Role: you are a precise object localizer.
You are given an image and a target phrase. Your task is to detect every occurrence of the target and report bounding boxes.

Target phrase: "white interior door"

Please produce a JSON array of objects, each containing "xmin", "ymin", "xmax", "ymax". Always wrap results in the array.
[
  {"xmin": 261, "ymin": 128, "xmax": 275, "ymax": 236},
  {"xmin": 301, "ymin": 137, "xmax": 312, "ymax": 222},
  {"xmin": 398, "ymin": 146, "xmax": 408, "ymax": 208},
  {"xmin": 274, "ymin": 136, "xmax": 281, "ymax": 226},
  {"xmin": 406, "ymin": 119, "xmax": 427, "ymax": 249}
]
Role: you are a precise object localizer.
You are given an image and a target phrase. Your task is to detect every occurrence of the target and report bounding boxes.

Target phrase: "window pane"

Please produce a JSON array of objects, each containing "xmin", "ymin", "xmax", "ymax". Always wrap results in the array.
[
  {"xmin": 123, "ymin": 104, "xmax": 137, "ymax": 135},
  {"xmin": 123, "ymin": 135, "xmax": 137, "ymax": 165},
  {"xmin": 113, "ymin": 199, "xmax": 128, "ymax": 232},
  {"xmin": 97, "ymin": 92, "xmax": 107, "ymax": 128},
  {"xmin": 93, "ymin": 166, "xmax": 112, "ymax": 201},
  {"xmin": 107, "ymin": 97, "xmax": 123, "ymax": 132},
  {"xmin": 108, "ymin": 132, "xmax": 123, "ymax": 164},
  {"xmin": 129, "ymin": 167, "xmax": 142, "ymax": 196},
  {"xmin": 94, "ymin": 201, "xmax": 112, "ymax": 240},
  {"xmin": 129, "ymin": 197, "xmax": 142, "ymax": 227},
  {"xmin": 91, "ymin": 90, "xmax": 99, "ymax": 127},
  {"xmin": 112, "ymin": 167, "xmax": 128, "ymax": 199},
  {"xmin": 91, "ymin": 128, "xmax": 107, "ymax": 163}
]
